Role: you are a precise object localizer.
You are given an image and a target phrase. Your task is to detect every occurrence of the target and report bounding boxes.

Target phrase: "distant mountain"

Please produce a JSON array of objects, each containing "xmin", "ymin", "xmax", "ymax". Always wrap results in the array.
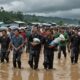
[{"xmin": 24, "ymin": 15, "xmax": 79, "ymax": 24}]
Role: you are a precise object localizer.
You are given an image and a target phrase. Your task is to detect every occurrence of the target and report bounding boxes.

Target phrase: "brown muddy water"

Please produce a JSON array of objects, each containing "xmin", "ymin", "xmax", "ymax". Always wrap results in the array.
[{"xmin": 0, "ymin": 51, "xmax": 80, "ymax": 80}]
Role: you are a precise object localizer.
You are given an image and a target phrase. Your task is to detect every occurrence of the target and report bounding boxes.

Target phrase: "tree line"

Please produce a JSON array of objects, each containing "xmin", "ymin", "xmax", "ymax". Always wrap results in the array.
[
  {"xmin": 0, "ymin": 7, "xmax": 24, "ymax": 23},
  {"xmin": 0, "ymin": 7, "xmax": 79, "ymax": 25}
]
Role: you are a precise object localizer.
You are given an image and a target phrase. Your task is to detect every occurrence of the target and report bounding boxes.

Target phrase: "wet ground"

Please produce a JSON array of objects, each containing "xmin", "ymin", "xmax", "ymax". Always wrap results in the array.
[{"xmin": 0, "ymin": 50, "xmax": 80, "ymax": 80}]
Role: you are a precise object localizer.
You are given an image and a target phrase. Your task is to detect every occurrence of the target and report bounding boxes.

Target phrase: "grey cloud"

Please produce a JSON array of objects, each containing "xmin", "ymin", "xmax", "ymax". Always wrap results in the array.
[{"xmin": 0, "ymin": 0, "xmax": 80, "ymax": 19}]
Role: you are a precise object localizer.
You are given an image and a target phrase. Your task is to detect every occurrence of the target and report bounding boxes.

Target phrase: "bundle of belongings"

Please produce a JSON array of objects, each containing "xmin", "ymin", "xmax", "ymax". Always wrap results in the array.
[
  {"xmin": 49, "ymin": 34, "xmax": 65, "ymax": 47},
  {"xmin": 32, "ymin": 38, "xmax": 41, "ymax": 45}
]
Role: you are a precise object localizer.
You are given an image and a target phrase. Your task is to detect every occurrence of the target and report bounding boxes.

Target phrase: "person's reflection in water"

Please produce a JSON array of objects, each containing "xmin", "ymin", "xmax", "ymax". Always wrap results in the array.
[
  {"xmin": 43, "ymin": 70, "xmax": 54, "ymax": 80},
  {"xmin": 71, "ymin": 65, "xmax": 79, "ymax": 80},
  {"xmin": 0, "ymin": 64, "xmax": 9, "ymax": 80},
  {"xmin": 57, "ymin": 58, "xmax": 66, "ymax": 69},
  {"xmin": 12, "ymin": 70, "xmax": 22, "ymax": 80},
  {"xmin": 28, "ymin": 70, "xmax": 39, "ymax": 80}
]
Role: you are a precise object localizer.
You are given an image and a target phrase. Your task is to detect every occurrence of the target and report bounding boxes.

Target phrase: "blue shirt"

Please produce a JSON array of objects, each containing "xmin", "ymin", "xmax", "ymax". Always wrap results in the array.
[{"xmin": 11, "ymin": 35, "xmax": 23, "ymax": 49}]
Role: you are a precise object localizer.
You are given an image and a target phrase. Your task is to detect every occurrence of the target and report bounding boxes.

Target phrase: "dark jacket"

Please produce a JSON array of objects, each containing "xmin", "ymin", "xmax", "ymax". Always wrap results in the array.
[
  {"xmin": 29, "ymin": 33, "xmax": 42, "ymax": 50},
  {"xmin": 0, "ymin": 36, "xmax": 10, "ymax": 51},
  {"xmin": 43, "ymin": 36, "xmax": 54, "ymax": 51},
  {"xmin": 70, "ymin": 35, "xmax": 80, "ymax": 49}
]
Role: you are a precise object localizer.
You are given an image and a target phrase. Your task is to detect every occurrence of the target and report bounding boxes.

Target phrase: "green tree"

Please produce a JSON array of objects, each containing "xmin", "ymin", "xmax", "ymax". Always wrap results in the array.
[
  {"xmin": 16, "ymin": 11, "xmax": 23, "ymax": 21},
  {"xmin": 0, "ymin": 7, "xmax": 4, "ymax": 12},
  {"xmin": 57, "ymin": 20, "xmax": 64, "ymax": 26}
]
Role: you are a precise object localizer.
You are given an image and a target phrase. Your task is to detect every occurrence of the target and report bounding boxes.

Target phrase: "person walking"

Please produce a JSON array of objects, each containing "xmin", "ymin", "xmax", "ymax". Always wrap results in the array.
[
  {"xmin": 0, "ymin": 30, "xmax": 10, "ymax": 63},
  {"xmin": 11, "ymin": 29, "xmax": 24, "ymax": 69}
]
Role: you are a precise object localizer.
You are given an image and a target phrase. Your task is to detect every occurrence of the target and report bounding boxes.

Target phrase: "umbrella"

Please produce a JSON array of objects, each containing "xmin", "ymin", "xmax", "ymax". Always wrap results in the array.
[
  {"xmin": 0, "ymin": 26, "xmax": 8, "ymax": 30},
  {"xmin": 9, "ymin": 26, "xmax": 19, "ymax": 30}
]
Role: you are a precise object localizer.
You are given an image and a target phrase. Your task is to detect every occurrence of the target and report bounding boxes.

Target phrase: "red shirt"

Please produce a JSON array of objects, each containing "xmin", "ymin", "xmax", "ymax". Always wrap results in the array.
[{"xmin": 20, "ymin": 32, "xmax": 26, "ymax": 40}]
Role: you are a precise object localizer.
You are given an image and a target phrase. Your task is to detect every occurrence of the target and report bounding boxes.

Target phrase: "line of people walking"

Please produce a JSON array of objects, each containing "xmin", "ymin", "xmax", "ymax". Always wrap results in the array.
[{"xmin": 0, "ymin": 26, "xmax": 80, "ymax": 70}]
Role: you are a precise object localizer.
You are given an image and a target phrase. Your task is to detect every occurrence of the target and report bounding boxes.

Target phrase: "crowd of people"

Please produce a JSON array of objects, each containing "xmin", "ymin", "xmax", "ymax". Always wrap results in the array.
[{"xmin": 0, "ymin": 26, "xmax": 80, "ymax": 70}]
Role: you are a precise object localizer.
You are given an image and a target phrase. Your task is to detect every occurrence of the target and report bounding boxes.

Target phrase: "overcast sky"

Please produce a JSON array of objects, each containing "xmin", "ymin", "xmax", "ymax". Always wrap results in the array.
[{"xmin": 0, "ymin": 0, "xmax": 80, "ymax": 19}]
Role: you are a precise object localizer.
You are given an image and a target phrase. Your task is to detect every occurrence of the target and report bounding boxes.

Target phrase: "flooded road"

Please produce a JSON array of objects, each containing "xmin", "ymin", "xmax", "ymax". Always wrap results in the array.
[{"xmin": 0, "ymin": 51, "xmax": 80, "ymax": 80}]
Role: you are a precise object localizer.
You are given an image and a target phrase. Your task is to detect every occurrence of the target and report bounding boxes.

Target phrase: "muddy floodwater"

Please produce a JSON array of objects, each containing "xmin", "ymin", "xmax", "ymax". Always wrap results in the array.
[{"xmin": 0, "ymin": 51, "xmax": 80, "ymax": 80}]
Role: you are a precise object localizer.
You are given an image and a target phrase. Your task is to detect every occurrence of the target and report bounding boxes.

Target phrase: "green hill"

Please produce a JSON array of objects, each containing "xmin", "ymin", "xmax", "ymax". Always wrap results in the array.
[{"xmin": 24, "ymin": 15, "xmax": 79, "ymax": 25}]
